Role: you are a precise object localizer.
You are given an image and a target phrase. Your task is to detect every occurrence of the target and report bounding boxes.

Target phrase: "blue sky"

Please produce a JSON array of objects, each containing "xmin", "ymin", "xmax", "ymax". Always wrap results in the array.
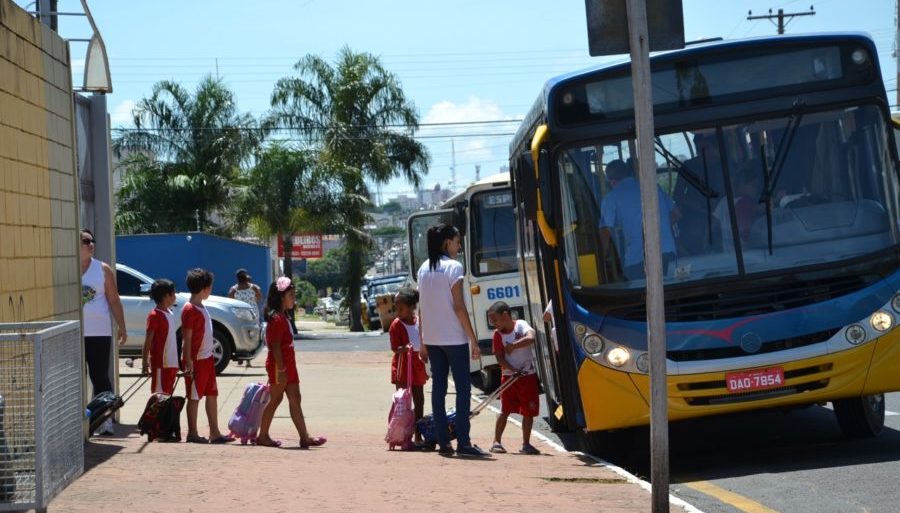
[{"xmin": 25, "ymin": 0, "xmax": 898, "ymax": 203}]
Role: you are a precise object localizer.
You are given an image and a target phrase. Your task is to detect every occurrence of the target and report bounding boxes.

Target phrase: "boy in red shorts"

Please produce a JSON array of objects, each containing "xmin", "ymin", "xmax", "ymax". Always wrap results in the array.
[
  {"xmin": 141, "ymin": 279, "xmax": 179, "ymax": 395},
  {"xmin": 182, "ymin": 268, "xmax": 233, "ymax": 444},
  {"xmin": 488, "ymin": 301, "xmax": 541, "ymax": 455}
]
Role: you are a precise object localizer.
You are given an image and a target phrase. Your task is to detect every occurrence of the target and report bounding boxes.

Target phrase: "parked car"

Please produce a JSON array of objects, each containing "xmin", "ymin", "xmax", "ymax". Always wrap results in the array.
[
  {"xmin": 365, "ymin": 274, "xmax": 408, "ymax": 330},
  {"xmin": 116, "ymin": 263, "xmax": 264, "ymax": 374}
]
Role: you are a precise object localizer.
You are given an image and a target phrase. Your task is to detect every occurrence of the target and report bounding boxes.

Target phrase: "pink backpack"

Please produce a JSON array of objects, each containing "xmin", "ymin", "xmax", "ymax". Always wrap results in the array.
[
  {"xmin": 385, "ymin": 350, "xmax": 415, "ymax": 450},
  {"xmin": 228, "ymin": 382, "xmax": 271, "ymax": 445}
]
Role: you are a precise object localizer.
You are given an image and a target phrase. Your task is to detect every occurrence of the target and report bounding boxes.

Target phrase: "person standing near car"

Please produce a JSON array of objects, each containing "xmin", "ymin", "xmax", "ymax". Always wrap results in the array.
[
  {"xmin": 417, "ymin": 223, "xmax": 488, "ymax": 458},
  {"xmin": 228, "ymin": 269, "xmax": 263, "ymax": 366},
  {"xmin": 80, "ymin": 228, "xmax": 127, "ymax": 436}
]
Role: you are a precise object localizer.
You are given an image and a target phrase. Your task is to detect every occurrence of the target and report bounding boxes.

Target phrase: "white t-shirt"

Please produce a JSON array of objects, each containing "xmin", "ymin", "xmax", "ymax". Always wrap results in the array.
[
  {"xmin": 198, "ymin": 306, "xmax": 214, "ymax": 359},
  {"xmin": 417, "ymin": 256, "xmax": 467, "ymax": 346},
  {"xmin": 82, "ymin": 258, "xmax": 112, "ymax": 337},
  {"xmin": 493, "ymin": 319, "xmax": 536, "ymax": 376}
]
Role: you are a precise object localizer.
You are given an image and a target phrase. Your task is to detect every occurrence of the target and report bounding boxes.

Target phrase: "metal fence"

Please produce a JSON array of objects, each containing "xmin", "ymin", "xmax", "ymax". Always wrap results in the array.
[{"xmin": 0, "ymin": 321, "xmax": 83, "ymax": 512}]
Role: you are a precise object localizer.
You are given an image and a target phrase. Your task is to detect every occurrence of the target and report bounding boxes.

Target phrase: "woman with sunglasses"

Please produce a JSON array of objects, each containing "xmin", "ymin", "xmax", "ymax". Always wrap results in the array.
[{"xmin": 80, "ymin": 229, "xmax": 128, "ymax": 436}]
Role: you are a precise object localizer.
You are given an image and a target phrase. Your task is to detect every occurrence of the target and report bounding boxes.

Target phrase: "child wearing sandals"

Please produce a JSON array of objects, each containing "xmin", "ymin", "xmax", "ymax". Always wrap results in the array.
[
  {"xmin": 182, "ymin": 268, "xmax": 234, "ymax": 444},
  {"xmin": 256, "ymin": 276, "xmax": 327, "ymax": 449},
  {"xmin": 388, "ymin": 287, "xmax": 428, "ymax": 445}
]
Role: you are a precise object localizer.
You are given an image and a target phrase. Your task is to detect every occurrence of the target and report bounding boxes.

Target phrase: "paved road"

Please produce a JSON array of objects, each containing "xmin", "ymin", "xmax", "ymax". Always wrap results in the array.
[{"xmin": 290, "ymin": 333, "xmax": 900, "ymax": 513}]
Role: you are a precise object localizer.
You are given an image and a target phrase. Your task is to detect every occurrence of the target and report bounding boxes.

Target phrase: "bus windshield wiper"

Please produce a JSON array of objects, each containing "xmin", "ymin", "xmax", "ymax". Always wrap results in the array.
[
  {"xmin": 654, "ymin": 138, "xmax": 719, "ymax": 199},
  {"xmin": 760, "ymin": 108, "xmax": 804, "ymax": 205}
]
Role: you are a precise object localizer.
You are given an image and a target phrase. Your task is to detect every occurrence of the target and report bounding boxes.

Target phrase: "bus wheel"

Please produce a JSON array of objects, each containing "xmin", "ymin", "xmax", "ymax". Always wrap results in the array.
[
  {"xmin": 480, "ymin": 366, "xmax": 501, "ymax": 394},
  {"xmin": 833, "ymin": 394, "xmax": 885, "ymax": 438}
]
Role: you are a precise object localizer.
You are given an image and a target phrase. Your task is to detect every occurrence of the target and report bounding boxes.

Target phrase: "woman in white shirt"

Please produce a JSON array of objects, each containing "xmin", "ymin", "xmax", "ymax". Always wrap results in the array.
[
  {"xmin": 80, "ymin": 229, "xmax": 127, "ymax": 435},
  {"xmin": 417, "ymin": 224, "xmax": 488, "ymax": 457}
]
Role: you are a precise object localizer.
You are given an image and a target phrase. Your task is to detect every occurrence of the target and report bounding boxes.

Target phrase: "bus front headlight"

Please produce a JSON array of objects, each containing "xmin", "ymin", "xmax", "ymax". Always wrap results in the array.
[
  {"xmin": 845, "ymin": 324, "xmax": 866, "ymax": 345},
  {"xmin": 581, "ymin": 334, "xmax": 604, "ymax": 355},
  {"xmin": 635, "ymin": 353, "xmax": 649, "ymax": 373},
  {"xmin": 891, "ymin": 294, "xmax": 900, "ymax": 314},
  {"xmin": 870, "ymin": 311, "xmax": 893, "ymax": 332},
  {"xmin": 606, "ymin": 347, "xmax": 630, "ymax": 367}
]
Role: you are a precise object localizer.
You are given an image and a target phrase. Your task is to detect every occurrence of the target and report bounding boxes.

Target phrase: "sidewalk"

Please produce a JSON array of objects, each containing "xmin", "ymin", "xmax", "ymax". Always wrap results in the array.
[{"xmin": 50, "ymin": 351, "xmax": 670, "ymax": 513}]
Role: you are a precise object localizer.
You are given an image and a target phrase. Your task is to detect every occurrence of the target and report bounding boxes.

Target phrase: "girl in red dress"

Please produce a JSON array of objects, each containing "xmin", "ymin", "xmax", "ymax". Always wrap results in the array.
[
  {"xmin": 389, "ymin": 287, "xmax": 428, "ymax": 444},
  {"xmin": 256, "ymin": 276, "xmax": 326, "ymax": 449}
]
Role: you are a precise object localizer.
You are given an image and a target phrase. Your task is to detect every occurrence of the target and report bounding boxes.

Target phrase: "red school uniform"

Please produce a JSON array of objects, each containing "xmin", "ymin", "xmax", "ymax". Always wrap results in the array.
[
  {"xmin": 389, "ymin": 316, "xmax": 428, "ymax": 387},
  {"xmin": 181, "ymin": 303, "xmax": 218, "ymax": 400},
  {"xmin": 265, "ymin": 312, "xmax": 299, "ymax": 385},
  {"xmin": 492, "ymin": 319, "xmax": 540, "ymax": 417},
  {"xmin": 146, "ymin": 307, "xmax": 179, "ymax": 395}
]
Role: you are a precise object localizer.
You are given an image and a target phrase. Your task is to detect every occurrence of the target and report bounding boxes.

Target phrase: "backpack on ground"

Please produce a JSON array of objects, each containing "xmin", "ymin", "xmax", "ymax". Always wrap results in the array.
[
  {"xmin": 138, "ymin": 392, "xmax": 185, "ymax": 442},
  {"xmin": 228, "ymin": 382, "xmax": 271, "ymax": 445},
  {"xmin": 385, "ymin": 350, "xmax": 416, "ymax": 451}
]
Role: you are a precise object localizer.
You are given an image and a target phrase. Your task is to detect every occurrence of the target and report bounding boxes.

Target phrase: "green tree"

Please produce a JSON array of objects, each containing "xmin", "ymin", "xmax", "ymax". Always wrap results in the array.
[
  {"xmin": 231, "ymin": 143, "xmax": 340, "ymax": 281},
  {"xmin": 113, "ymin": 77, "xmax": 260, "ymax": 234},
  {"xmin": 380, "ymin": 201, "xmax": 403, "ymax": 215},
  {"xmin": 304, "ymin": 247, "xmax": 365, "ymax": 295},
  {"xmin": 293, "ymin": 278, "xmax": 318, "ymax": 311},
  {"xmin": 269, "ymin": 47, "xmax": 429, "ymax": 331}
]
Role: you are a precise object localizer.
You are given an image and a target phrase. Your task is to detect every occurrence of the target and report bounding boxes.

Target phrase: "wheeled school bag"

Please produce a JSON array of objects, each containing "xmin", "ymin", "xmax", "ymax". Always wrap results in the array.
[
  {"xmin": 86, "ymin": 376, "xmax": 148, "ymax": 434},
  {"xmin": 138, "ymin": 376, "xmax": 185, "ymax": 442},
  {"xmin": 416, "ymin": 371, "xmax": 523, "ymax": 448},
  {"xmin": 385, "ymin": 350, "xmax": 416, "ymax": 450},
  {"xmin": 228, "ymin": 382, "xmax": 271, "ymax": 445}
]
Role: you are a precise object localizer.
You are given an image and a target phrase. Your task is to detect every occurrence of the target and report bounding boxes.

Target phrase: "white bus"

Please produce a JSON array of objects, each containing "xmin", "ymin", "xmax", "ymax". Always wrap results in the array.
[{"xmin": 407, "ymin": 173, "xmax": 525, "ymax": 391}]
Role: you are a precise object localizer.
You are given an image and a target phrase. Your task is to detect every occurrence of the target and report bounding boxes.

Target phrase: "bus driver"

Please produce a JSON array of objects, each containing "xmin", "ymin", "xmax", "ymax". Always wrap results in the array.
[{"xmin": 599, "ymin": 159, "xmax": 679, "ymax": 281}]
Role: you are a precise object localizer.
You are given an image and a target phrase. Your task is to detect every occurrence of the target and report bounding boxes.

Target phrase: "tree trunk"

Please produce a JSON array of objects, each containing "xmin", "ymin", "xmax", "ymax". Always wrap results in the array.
[
  {"xmin": 347, "ymin": 239, "xmax": 365, "ymax": 332},
  {"xmin": 283, "ymin": 234, "xmax": 294, "ymax": 280}
]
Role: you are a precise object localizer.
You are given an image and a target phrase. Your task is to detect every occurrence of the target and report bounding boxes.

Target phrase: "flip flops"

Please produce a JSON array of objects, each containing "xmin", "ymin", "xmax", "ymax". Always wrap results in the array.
[
  {"xmin": 300, "ymin": 435, "xmax": 327, "ymax": 449},
  {"xmin": 186, "ymin": 434, "xmax": 209, "ymax": 444},
  {"xmin": 209, "ymin": 435, "xmax": 235, "ymax": 444}
]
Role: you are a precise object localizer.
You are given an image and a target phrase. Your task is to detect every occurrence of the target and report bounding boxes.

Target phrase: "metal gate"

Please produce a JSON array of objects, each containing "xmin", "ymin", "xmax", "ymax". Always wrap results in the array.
[{"xmin": 0, "ymin": 321, "xmax": 83, "ymax": 512}]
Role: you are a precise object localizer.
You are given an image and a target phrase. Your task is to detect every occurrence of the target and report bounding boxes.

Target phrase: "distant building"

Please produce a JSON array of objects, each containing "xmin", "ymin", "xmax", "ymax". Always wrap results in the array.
[{"xmin": 417, "ymin": 183, "xmax": 453, "ymax": 208}]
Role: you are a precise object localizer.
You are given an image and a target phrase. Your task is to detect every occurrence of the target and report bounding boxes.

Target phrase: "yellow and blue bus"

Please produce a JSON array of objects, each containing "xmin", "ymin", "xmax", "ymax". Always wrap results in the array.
[{"xmin": 509, "ymin": 33, "xmax": 900, "ymax": 448}]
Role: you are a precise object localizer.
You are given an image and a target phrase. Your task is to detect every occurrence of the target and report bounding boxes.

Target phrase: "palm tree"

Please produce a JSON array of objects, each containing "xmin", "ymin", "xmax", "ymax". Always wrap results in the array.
[
  {"xmin": 232, "ymin": 143, "xmax": 342, "ymax": 282},
  {"xmin": 113, "ymin": 77, "xmax": 260, "ymax": 233},
  {"xmin": 269, "ymin": 47, "xmax": 430, "ymax": 331}
]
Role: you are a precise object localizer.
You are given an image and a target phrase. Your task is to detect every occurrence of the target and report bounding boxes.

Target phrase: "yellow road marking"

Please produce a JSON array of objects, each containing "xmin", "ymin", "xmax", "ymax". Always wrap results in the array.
[{"xmin": 681, "ymin": 479, "xmax": 781, "ymax": 513}]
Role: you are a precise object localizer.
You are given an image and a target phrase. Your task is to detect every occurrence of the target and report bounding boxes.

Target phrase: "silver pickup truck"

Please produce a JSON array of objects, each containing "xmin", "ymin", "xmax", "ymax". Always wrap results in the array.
[{"xmin": 115, "ymin": 263, "xmax": 264, "ymax": 374}]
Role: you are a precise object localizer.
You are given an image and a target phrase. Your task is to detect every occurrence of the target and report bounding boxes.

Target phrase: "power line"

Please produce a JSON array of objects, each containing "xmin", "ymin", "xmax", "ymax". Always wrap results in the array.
[{"xmin": 110, "ymin": 119, "xmax": 522, "ymax": 131}]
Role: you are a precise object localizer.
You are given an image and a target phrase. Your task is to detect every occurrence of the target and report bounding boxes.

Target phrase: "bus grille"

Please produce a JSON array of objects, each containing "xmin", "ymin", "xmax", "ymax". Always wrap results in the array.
[
  {"xmin": 614, "ymin": 275, "xmax": 875, "ymax": 322},
  {"xmin": 679, "ymin": 364, "xmax": 832, "ymax": 406},
  {"xmin": 667, "ymin": 328, "xmax": 839, "ymax": 362}
]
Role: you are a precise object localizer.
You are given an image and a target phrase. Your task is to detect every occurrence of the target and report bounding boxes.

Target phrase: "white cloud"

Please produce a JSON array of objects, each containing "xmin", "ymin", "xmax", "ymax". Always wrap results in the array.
[
  {"xmin": 417, "ymin": 96, "xmax": 519, "ymax": 188},
  {"xmin": 110, "ymin": 99, "xmax": 136, "ymax": 127}
]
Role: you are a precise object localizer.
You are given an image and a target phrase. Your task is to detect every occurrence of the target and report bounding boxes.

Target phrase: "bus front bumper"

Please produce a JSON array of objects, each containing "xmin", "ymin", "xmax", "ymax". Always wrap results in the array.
[{"xmin": 576, "ymin": 332, "xmax": 900, "ymax": 431}]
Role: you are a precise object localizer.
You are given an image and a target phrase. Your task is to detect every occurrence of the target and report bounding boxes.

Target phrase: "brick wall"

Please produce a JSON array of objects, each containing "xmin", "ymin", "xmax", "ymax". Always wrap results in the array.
[{"xmin": 0, "ymin": 0, "xmax": 80, "ymax": 323}]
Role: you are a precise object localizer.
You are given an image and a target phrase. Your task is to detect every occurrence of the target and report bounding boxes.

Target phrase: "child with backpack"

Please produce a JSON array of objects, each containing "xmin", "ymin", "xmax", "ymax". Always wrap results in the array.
[
  {"xmin": 255, "ymin": 276, "xmax": 327, "ymax": 449},
  {"xmin": 141, "ymin": 279, "xmax": 179, "ymax": 395},
  {"xmin": 487, "ymin": 301, "xmax": 541, "ymax": 455},
  {"xmin": 388, "ymin": 287, "xmax": 428, "ymax": 445}
]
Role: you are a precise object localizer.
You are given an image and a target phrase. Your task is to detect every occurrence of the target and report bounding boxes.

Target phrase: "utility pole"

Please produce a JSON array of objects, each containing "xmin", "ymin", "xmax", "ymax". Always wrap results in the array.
[
  {"xmin": 747, "ymin": 6, "xmax": 816, "ymax": 35},
  {"xmin": 624, "ymin": 0, "xmax": 669, "ymax": 511},
  {"xmin": 475, "ymin": 164, "xmax": 481, "ymax": 182}
]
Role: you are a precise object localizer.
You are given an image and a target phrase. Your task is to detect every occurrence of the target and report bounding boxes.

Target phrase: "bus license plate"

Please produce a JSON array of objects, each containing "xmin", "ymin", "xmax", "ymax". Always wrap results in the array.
[{"xmin": 725, "ymin": 367, "xmax": 784, "ymax": 393}]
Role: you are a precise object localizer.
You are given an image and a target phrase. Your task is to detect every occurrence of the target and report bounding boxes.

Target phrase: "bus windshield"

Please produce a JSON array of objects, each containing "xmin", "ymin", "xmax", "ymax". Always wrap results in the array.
[
  {"xmin": 470, "ymin": 190, "xmax": 517, "ymax": 276},
  {"xmin": 558, "ymin": 104, "xmax": 900, "ymax": 290}
]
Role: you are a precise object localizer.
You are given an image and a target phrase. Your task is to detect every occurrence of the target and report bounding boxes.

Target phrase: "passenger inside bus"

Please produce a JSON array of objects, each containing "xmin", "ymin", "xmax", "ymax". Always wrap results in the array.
[
  {"xmin": 672, "ymin": 132, "xmax": 728, "ymax": 256},
  {"xmin": 599, "ymin": 159, "xmax": 678, "ymax": 280},
  {"xmin": 712, "ymin": 159, "xmax": 763, "ymax": 247}
]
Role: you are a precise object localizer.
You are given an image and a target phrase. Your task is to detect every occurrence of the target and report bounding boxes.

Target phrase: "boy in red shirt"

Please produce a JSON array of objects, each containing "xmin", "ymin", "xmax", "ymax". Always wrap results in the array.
[
  {"xmin": 141, "ymin": 279, "xmax": 179, "ymax": 395},
  {"xmin": 488, "ymin": 301, "xmax": 541, "ymax": 455},
  {"xmin": 182, "ymin": 268, "xmax": 233, "ymax": 444}
]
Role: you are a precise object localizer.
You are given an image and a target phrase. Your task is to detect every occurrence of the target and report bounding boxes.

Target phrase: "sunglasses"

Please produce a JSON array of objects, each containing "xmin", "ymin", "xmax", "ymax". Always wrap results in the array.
[{"xmin": 81, "ymin": 239, "xmax": 95, "ymax": 245}]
